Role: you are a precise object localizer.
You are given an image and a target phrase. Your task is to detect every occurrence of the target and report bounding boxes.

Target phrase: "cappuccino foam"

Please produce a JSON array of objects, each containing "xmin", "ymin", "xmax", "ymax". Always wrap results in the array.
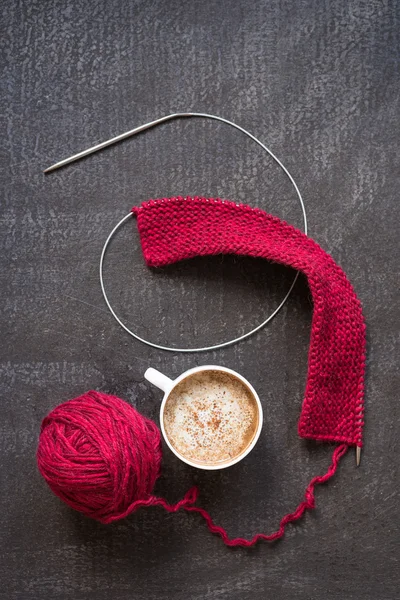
[{"xmin": 163, "ymin": 370, "xmax": 258, "ymax": 465}]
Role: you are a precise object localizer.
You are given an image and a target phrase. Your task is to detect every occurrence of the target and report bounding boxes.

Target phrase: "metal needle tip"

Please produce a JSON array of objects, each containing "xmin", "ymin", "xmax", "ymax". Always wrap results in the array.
[
  {"xmin": 356, "ymin": 446, "xmax": 361, "ymax": 467},
  {"xmin": 42, "ymin": 113, "xmax": 195, "ymax": 173}
]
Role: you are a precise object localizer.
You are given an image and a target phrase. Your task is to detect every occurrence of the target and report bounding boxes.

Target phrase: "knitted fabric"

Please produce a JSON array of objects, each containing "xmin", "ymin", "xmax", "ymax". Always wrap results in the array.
[{"xmin": 132, "ymin": 197, "xmax": 366, "ymax": 447}]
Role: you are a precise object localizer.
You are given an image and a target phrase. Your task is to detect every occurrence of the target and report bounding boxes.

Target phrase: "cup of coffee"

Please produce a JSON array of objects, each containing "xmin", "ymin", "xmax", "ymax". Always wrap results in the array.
[{"xmin": 144, "ymin": 365, "xmax": 263, "ymax": 470}]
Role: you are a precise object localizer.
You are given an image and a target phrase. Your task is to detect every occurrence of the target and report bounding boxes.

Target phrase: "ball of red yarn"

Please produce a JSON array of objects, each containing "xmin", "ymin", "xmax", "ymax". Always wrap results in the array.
[
  {"xmin": 37, "ymin": 391, "xmax": 162, "ymax": 523},
  {"xmin": 37, "ymin": 390, "xmax": 348, "ymax": 546}
]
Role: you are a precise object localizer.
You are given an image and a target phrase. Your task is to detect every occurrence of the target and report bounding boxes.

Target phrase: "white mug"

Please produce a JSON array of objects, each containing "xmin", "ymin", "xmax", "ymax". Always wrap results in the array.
[{"xmin": 144, "ymin": 365, "xmax": 263, "ymax": 470}]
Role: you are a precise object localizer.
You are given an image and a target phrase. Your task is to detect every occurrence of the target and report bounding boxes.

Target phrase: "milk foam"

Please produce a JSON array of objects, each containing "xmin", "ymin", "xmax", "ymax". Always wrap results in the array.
[{"xmin": 163, "ymin": 371, "xmax": 258, "ymax": 465}]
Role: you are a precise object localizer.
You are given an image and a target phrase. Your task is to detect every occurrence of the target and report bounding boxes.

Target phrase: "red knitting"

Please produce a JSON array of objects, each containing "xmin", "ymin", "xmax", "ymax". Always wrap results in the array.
[
  {"xmin": 133, "ymin": 197, "xmax": 366, "ymax": 448},
  {"xmin": 38, "ymin": 197, "xmax": 366, "ymax": 547}
]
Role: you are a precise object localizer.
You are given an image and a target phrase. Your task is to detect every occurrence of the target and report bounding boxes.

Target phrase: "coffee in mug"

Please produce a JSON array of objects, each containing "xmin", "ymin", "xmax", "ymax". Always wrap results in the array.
[
  {"xmin": 163, "ymin": 370, "xmax": 259, "ymax": 466},
  {"xmin": 145, "ymin": 365, "xmax": 263, "ymax": 470}
]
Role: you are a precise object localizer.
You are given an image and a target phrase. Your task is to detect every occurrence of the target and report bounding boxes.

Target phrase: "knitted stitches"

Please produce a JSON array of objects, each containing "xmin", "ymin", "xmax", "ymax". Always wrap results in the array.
[{"xmin": 132, "ymin": 197, "xmax": 366, "ymax": 447}]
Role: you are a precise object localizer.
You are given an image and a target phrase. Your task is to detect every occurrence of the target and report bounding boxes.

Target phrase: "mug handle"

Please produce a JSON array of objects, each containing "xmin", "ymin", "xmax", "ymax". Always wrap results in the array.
[{"xmin": 144, "ymin": 368, "xmax": 173, "ymax": 393}]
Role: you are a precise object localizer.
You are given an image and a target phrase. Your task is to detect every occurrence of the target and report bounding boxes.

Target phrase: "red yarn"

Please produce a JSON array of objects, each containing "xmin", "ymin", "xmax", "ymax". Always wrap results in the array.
[
  {"xmin": 37, "ymin": 197, "xmax": 366, "ymax": 546},
  {"xmin": 186, "ymin": 443, "xmax": 348, "ymax": 546},
  {"xmin": 38, "ymin": 391, "xmax": 162, "ymax": 522},
  {"xmin": 133, "ymin": 197, "xmax": 366, "ymax": 447},
  {"xmin": 37, "ymin": 391, "xmax": 347, "ymax": 545}
]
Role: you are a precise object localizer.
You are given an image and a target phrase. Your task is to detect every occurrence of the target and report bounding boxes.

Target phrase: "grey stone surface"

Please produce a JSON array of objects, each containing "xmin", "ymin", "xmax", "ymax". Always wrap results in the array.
[{"xmin": 1, "ymin": 1, "xmax": 399, "ymax": 598}]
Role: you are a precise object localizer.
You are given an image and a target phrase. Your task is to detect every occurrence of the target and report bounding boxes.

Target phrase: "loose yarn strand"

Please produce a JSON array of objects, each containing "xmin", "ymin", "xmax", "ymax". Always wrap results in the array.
[
  {"xmin": 96, "ymin": 444, "xmax": 348, "ymax": 545},
  {"xmin": 102, "ymin": 486, "xmax": 199, "ymax": 524},
  {"xmin": 38, "ymin": 390, "xmax": 351, "ymax": 546},
  {"xmin": 181, "ymin": 443, "xmax": 348, "ymax": 546}
]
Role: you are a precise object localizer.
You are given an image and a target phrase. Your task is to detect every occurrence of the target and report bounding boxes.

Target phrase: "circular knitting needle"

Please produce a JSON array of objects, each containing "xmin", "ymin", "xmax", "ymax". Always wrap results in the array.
[
  {"xmin": 45, "ymin": 112, "xmax": 308, "ymax": 350},
  {"xmin": 44, "ymin": 113, "xmax": 361, "ymax": 466},
  {"xmin": 94, "ymin": 113, "xmax": 307, "ymax": 351}
]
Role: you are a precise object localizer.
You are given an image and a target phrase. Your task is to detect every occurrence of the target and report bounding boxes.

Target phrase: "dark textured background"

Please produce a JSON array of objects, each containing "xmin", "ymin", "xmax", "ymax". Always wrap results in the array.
[{"xmin": 1, "ymin": 1, "xmax": 399, "ymax": 598}]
